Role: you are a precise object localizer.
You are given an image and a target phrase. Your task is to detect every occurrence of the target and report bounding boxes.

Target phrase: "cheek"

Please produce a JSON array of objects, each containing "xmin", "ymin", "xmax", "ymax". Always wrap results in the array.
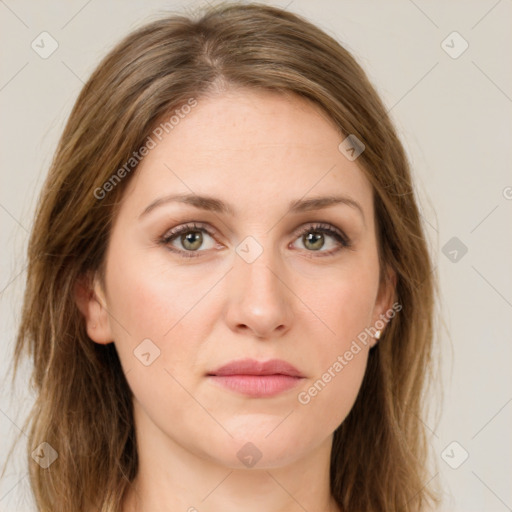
[
  {"xmin": 104, "ymin": 242, "xmax": 218, "ymax": 343},
  {"xmin": 296, "ymin": 348, "xmax": 369, "ymax": 439},
  {"xmin": 307, "ymin": 261, "xmax": 379, "ymax": 349},
  {"xmin": 294, "ymin": 263, "xmax": 378, "ymax": 427},
  {"xmin": 102, "ymin": 250, "xmax": 216, "ymax": 437},
  {"xmin": 102, "ymin": 243, "xmax": 232, "ymax": 409},
  {"xmin": 295, "ymin": 298, "xmax": 373, "ymax": 437}
]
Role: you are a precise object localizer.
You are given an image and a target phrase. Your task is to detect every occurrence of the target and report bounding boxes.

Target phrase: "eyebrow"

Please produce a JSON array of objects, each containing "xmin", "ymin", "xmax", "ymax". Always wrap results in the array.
[{"xmin": 139, "ymin": 193, "xmax": 365, "ymax": 224}]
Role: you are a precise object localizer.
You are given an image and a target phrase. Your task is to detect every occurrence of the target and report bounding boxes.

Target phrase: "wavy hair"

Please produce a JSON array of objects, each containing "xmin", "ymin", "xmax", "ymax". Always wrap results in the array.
[{"xmin": 5, "ymin": 2, "xmax": 440, "ymax": 511}]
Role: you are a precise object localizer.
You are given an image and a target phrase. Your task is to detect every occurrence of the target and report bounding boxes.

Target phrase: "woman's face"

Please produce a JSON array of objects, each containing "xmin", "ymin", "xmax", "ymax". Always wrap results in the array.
[{"xmin": 81, "ymin": 89, "xmax": 394, "ymax": 469}]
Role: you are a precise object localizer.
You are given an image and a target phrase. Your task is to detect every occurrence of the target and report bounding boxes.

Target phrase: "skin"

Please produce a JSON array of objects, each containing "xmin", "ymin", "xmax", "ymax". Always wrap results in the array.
[{"xmin": 76, "ymin": 88, "xmax": 395, "ymax": 512}]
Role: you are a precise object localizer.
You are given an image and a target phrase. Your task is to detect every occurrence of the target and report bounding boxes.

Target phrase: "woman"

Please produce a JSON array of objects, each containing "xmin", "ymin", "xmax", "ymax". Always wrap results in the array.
[{"xmin": 9, "ymin": 2, "xmax": 439, "ymax": 511}]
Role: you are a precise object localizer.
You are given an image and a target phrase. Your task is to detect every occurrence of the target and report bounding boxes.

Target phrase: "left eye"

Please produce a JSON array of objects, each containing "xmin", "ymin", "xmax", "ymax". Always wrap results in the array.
[
  {"xmin": 160, "ymin": 222, "xmax": 350, "ymax": 258},
  {"xmin": 291, "ymin": 224, "xmax": 349, "ymax": 255}
]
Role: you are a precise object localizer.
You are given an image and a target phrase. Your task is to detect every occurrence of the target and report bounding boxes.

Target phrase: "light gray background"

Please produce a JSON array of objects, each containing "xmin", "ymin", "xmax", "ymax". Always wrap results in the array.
[{"xmin": 1, "ymin": 1, "xmax": 511, "ymax": 511}]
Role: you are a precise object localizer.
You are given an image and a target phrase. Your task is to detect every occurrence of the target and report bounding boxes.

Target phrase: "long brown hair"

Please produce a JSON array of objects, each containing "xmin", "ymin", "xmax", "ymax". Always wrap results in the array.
[{"xmin": 5, "ymin": 2, "xmax": 440, "ymax": 511}]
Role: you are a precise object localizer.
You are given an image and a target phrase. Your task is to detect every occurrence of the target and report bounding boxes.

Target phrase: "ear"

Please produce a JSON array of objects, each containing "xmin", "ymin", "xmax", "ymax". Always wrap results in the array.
[
  {"xmin": 369, "ymin": 265, "xmax": 397, "ymax": 348},
  {"xmin": 74, "ymin": 272, "xmax": 113, "ymax": 345}
]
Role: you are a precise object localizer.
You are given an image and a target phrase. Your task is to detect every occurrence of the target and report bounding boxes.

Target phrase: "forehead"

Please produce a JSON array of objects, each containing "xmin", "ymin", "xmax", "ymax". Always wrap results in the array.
[{"xmin": 120, "ymin": 89, "xmax": 374, "ymax": 219}]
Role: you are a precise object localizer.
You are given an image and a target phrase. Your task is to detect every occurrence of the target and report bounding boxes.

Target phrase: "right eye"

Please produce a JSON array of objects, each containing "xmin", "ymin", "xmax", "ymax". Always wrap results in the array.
[{"xmin": 160, "ymin": 222, "xmax": 219, "ymax": 258}]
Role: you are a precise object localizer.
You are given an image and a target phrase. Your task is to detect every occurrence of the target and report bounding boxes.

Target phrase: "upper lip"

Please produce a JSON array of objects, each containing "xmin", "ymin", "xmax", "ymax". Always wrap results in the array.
[{"xmin": 208, "ymin": 358, "xmax": 304, "ymax": 378}]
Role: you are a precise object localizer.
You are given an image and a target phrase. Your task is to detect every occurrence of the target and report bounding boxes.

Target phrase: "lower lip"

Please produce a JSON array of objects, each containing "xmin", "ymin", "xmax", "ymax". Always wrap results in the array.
[{"xmin": 208, "ymin": 375, "xmax": 303, "ymax": 397}]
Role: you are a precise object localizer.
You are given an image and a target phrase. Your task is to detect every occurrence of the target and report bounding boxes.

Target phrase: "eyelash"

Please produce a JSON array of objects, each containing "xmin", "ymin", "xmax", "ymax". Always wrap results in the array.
[{"xmin": 159, "ymin": 222, "xmax": 351, "ymax": 259}]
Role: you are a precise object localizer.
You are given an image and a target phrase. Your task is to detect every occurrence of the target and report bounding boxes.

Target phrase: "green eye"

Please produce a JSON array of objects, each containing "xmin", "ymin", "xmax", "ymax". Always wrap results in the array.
[{"xmin": 160, "ymin": 222, "xmax": 350, "ymax": 259}]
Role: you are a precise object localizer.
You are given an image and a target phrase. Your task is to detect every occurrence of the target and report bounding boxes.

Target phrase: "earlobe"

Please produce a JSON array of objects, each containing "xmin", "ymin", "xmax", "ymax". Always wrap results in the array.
[
  {"xmin": 74, "ymin": 273, "xmax": 113, "ymax": 345},
  {"xmin": 368, "ymin": 330, "xmax": 381, "ymax": 349},
  {"xmin": 370, "ymin": 266, "xmax": 398, "ymax": 346}
]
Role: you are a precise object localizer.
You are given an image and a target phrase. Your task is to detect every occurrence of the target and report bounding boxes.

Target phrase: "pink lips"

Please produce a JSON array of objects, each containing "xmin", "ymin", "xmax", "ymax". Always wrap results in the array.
[{"xmin": 207, "ymin": 358, "xmax": 305, "ymax": 398}]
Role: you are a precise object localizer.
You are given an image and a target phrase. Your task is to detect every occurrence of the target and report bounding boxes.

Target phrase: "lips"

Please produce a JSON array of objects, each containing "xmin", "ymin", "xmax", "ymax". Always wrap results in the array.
[
  {"xmin": 207, "ymin": 358, "xmax": 305, "ymax": 398},
  {"xmin": 208, "ymin": 358, "xmax": 304, "ymax": 378}
]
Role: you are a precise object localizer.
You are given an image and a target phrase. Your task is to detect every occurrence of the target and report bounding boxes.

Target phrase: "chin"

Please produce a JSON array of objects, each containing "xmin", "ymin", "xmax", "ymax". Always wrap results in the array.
[{"xmin": 198, "ymin": 429, "xmax": 315, "ymax": 471}]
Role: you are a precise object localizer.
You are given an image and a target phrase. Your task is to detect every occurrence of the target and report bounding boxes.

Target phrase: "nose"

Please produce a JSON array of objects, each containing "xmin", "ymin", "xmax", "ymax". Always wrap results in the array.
[{"xmin": 224, "ymin": 242, "xmax": 294, "ymax": 339}]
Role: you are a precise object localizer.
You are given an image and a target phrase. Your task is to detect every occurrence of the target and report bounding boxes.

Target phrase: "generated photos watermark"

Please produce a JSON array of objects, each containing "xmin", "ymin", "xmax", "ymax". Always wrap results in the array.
[
  {"xmin": 94, "ymin": 97, "xmax": 198, "ymax": 200},
  {"xmin": 297, "ymin": 301, "xmax": 402, "ymax": 405}
]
